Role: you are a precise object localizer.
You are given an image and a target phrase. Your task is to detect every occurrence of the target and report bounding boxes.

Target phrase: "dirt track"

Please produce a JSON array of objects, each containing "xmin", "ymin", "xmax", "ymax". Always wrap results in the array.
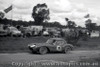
[{"xmin": 0, "ymin": 50, "xmax": 100, "ymax": 67}]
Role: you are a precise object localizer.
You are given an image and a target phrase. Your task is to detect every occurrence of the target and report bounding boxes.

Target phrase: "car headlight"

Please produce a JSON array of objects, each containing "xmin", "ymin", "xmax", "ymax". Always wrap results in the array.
[
  {"xmin": 18, "ymin": 31, "xmax": 21, "ymax": 33},
  {"xmin": 30, "ymin": 45, "xmax": 36, "ymax": 47}
]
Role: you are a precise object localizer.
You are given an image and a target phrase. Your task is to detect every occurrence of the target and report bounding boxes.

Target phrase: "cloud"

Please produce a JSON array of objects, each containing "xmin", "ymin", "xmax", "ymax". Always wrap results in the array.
[
  {"xmin": 0, "ymin": 0, "xmax": 100, "ymax": 27},
  {"xmin": 13, "ymin": 0, "xmax": 33, "ymax": 9},
  {"xmin": 75, "ymin": 4, "xmax": 88, "ymax": 13},
  {"xmin": 13, "ymin": 8, "xmax": 32, "ymax": 15},
  {"xmin": 47, "ymin": 0, "xmax": 90, "ymax": 26},
  {"xmin": 50, "ymin": 0, "xmax": 73, "ymax": 13},
  {"xmin": 90, "ymin": 16, "xmax": 100, "ymax": 25}
]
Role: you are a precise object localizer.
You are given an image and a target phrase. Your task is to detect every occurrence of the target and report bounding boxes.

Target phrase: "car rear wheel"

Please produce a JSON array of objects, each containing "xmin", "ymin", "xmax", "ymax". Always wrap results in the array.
[
  {"xmin": 39, "ymin": 47, "xmax": 48, "ymax": 55},
  {"xmin": 64, "ymin": 46, "xmax": 72, "ymax": 54}
]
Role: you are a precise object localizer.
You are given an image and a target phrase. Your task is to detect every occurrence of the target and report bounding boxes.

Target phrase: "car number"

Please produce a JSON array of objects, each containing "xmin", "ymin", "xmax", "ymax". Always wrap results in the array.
[{"xmin": 56, "ymin": 46, "xmax": 62, "ymax": 51}]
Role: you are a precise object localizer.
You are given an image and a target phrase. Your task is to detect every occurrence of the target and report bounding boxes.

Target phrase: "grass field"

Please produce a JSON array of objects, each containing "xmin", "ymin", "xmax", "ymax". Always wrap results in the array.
[
  {"xmin": 0, "ymin": 37, "xmax": 49, "ymax": 53},
  {"xmin": 0, "ymin": 36, "xmax": 100, "ymax": 53},
  {"xmin": 77, "ymin": 37, "xmax": 100, "ymax": 50}
]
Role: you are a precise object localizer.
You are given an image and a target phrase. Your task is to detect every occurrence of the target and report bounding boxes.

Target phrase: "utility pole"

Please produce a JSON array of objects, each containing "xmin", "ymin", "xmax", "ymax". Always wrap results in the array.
[{"xmin": 11, "ymin": 4, "xmax": 13, "ymax": 26}]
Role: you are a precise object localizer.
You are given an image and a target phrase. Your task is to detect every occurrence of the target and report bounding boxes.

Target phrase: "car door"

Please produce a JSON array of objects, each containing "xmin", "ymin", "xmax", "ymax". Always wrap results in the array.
[
  {"xmin": 47, "ymin": 40, "xmax": 57, "ymax": 52},
  {"xmin": 46, "ymin": 39, "xmax": 65, "ymax": 52},
  {"xmin": 54, "ymin": 40, "xmax": 66, "ymax": 51}
]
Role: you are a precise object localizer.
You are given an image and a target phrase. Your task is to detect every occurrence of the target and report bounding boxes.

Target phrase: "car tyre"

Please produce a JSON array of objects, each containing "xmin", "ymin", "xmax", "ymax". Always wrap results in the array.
[
  {"xmin": 64, "ymin": 46, "xmax": 72, "ymax": 54},
  {"xmin": 39, "ymin": 47, "xmax": 48, "ymax": 55}
]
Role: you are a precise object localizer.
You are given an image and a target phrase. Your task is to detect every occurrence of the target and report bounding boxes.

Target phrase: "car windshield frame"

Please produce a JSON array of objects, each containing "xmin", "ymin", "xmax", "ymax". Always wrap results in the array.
[{"xmin": 46, "ymin": 39, "xmax": 67, "ymax": 45}]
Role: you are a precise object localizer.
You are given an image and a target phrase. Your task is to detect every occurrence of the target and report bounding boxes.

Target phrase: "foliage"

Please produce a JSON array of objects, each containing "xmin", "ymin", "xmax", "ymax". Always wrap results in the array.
[
  {"xmin": 0, "ymin": 11, "xmax": 5, "ymax": 19},
  {"xmin": 85, "ymin": 19, "xmax": 97, "ymax": 31},
  {"xmin": 0, "ymin": 18, "xmax": 66, "ymax": 28},
  {"xmin": 65, "ymin": 18, "xmax": 76, "ymax": 28},
  {"xmin": 42, "ymin": 21, "xmax": 63, "ymax": 27},
  {"xmin": 0, "ymin": 18, "xmax": 34, "ymax": 26},
  {"xmin": 32, "ymin": 3, "xmax": 50, "ymax": 25},
  {"xmin": 65, "ymin": 18, "xmax": 69, "ymax": 21},
  {"xmin": 67, "ymin": 21, "xmax": 76, "ymax": 28},
  {"xmin": 64, "ymin": 29, "xmax": 80, "ymax": 45}
]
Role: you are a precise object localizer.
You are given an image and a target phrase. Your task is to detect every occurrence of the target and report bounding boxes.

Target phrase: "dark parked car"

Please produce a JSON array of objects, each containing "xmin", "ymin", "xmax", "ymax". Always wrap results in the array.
[
  {"xmin": 28, "ymin": 38, "xmax": 74, "ymax": 54},
  {"xmin": 0, "ymin": 29, "xmax": 7, "ymax": 37},
  {"xmin": 0, "ymin": 26, "xmax": 7, "ymax": 37}
]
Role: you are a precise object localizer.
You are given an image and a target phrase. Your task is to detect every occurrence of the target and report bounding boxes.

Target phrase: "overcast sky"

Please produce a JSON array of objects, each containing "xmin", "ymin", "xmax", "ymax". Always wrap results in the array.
[{"xmin": 0, "ymin": 0, "xmax": 100, "ymax": 27}]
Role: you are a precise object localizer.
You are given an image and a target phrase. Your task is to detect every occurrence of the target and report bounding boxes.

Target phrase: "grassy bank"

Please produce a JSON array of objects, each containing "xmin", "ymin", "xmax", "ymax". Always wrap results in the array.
[
  {"xmin": 0, "ymin": 37, "xmax": 100, "ymax": 53},
  {"xmin": 0, "ymin": 37, "xmax": 49, "ymax": 53}
]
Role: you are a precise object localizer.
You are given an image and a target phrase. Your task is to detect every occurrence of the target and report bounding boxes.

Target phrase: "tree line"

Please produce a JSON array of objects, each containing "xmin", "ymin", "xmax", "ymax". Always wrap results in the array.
[{"xmin": 0, "ymin": 18, "xmax": 66, "ymax": 28}]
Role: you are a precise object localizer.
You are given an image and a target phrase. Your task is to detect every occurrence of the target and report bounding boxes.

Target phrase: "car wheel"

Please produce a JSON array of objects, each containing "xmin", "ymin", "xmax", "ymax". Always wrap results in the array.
[
  {"xmin": 39, "ymin": 47, "xmax": 48, "ymax": 55},
  {"xmin": 64, "ymin": 46, "xmax": 72, "ymax": 54}
]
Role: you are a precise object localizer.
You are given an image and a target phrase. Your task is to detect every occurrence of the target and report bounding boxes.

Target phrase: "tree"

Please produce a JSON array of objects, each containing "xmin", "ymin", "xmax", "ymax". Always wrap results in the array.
[
  {"xmin": 32, "ymin": 3, "xmax": 50, "ymax": 25},
  {"xmin": 0, "ymin": 11, "xmax": 5, "ymax": 19},
  {"xmin": 85, "ymin": 19, "xmax": 96, "ymax": 31},
  {"xmin": 53, "ymin": 21, "xmax": 61, "ymax": 27},
  {"xmin": 68, "ymin": 21, "xmax": 76, "ymax": 28},
  {"xmin": 77, "ymin": 26, "xmax": 82, "ymax": 29},
  {"xmin": 65, "ymin": 18, "xmax": 76, "ymax": 28},
  {"xmin": 85, "ymin": 19, "xmax": 91, "ymax": 24},
  {"xmin": 65, "ymin": 18, "xmax": 69, "ymax": 21}
]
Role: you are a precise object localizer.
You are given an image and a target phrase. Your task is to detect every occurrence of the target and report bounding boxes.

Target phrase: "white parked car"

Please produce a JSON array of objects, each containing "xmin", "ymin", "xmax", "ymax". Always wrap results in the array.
[
  {"xmin": 7, "ymin": 27, "xmax": 22, "ymax": 36},
  {"xmin": 43, "ymin": 31, "xmax": 49, "ymax": 36}
]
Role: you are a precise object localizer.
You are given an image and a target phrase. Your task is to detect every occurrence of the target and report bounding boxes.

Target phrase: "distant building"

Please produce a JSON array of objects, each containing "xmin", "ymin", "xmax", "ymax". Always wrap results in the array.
[{"xmin": 90, "ymin": 30, "xmax": 100, "ymax": 37}]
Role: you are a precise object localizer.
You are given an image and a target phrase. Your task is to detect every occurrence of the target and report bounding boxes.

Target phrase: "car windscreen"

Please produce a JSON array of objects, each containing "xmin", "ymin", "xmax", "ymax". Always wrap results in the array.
[
  {"xmin": 10, "ymin": 28, "xmax": 18, "ymax": 31},
  {"xmin": 53, "ymin": 40, "xmax": 66, "ymax": 45},
  {"xmin": 46, "ymin": 39, "xmax": 54, "ymax": 44}
]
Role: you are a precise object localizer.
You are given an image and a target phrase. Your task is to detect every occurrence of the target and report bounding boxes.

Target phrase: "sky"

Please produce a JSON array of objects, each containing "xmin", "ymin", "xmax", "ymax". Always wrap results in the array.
[{"xmin": 0, "ymin": 0, "xmax": 100, "ymax": 27}]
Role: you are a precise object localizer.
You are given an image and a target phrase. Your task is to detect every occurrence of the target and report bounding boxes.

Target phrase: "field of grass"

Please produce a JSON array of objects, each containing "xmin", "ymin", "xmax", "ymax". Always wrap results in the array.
[
  {"xmin": 0, "ymin": 37, "xmax": 49, "ymax": 53},
  {"xmin": 0, "ymin": 37, "xmax": 100, "ymax": 53},
  {"xmin": 76, "ymin": 37, "xmax": 100, "ymax": 50}
]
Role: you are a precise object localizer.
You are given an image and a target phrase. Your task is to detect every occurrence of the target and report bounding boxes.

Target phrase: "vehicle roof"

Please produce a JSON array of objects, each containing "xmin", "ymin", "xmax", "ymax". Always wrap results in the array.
[{"xmin": 8, "ymin": 27, "xmax": 16, "ymax": 29}]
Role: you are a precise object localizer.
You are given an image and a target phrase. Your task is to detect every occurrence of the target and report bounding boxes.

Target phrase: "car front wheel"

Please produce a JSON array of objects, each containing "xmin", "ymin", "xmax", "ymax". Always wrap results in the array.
[{"xmin": 39, "ymin": 47, "xmax": 48, "ymax": 55}]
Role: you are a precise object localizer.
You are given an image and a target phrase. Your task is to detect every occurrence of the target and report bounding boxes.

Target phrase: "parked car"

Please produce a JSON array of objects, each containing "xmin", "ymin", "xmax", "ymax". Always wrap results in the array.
[
  {"xmin": 19, "ymin": 27, "xmax": 33, "ymax": 37},
  {"xmin": 30, "ymin": 26, "xmax": 43, "ymax": 36},
  {"xmin": 7, "ymin": 27, "xmax": 22, "ymax": 37},
  {"xmin": 0, "ymin": 25, "xmax": 8, "ymax": 37},
  {"xmin": 28, "ymin": 38, "xmax": 74, "ymax": 54},
  {"xmin": 53, "ymin": 31, "xmax": 61, "ymax": 37},
  {"xmin": 0, "ymin": 29, "xmax": 7, "ymax": 37},
  {"xmin": 42, "ymin": 30, "xmax": 49, "ymax": 36},
  {"xmin": 47, "ymin": 29, "xmax": 61, "ymax": 37}
]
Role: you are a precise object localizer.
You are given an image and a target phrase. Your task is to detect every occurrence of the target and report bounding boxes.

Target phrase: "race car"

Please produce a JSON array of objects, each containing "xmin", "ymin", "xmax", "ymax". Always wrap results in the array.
[{"xmin": 28, "ymin": 38, "xmax": 74, "ymax": 54}]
